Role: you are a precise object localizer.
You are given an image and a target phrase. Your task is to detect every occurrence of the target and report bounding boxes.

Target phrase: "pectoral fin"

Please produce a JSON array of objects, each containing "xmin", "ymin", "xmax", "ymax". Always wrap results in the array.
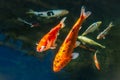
[
  {"xmin": 50, "ymin": 46, "xmax": 56, "ymax": 49},
  {"xmin": 71, "ymin": 53, "xmax": 79, "ymax": 59},
  {"xmin": 82, "ymin": 41, "xmax": 86, "ymax": 45},
  {"xmin": 74, "ymin": 41, "xmax": 81, "ymax": 48},
  {"xmin": 103, "ymin": 36, "xmax": 105, "ymax": 39},
  {"xmin": 50, "ymin": 43, "xmax": 57, "ymax": 49},
  {"xmin": 57, "ymin": 32, "xmax": 60, "ymax": 36},
  {"xmin": 36, "ymin": 43, "xmax": 38, "ymax": 45}
]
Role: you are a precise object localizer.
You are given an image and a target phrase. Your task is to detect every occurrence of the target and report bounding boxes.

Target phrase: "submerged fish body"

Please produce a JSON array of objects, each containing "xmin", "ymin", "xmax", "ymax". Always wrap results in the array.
[
  {"xmin": 17, "ymin": 18, "xmax": 40, "ymax": 28},
  {"xmin": 78, "ymin": 36, "xmax": 105, "ymax": 48},
  {"xmin": 17, "ymin": 17, "xmax": 34, "ymax": 27},
  {"xmin": 53, "ymin": 6, "xmax": 91, "ymax": 72},
  {"xmin": 93, "ymin": 50, "xmax": 100, "ymax": 70},
  {"xmin": 27, "ymin": 9, "xmax": 69, "ymax": 18},
  {"xmin": 97, "ymin": 22, "xmax": 113, "ymax": 39},
  {"xmin": 82, "ymin": 21, "xmax": 102, "ymax": 36},
  {"xmin": 36, "ymin": 17, "xmax": 67, "ymax": 52}
]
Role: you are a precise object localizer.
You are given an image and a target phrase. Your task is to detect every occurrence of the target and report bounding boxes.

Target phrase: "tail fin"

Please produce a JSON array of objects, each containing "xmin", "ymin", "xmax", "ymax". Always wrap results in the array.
[
  {"xmin": 80, "ymin": 6, "xmax": 91, "ymax": 20},
  {"xmin": 109, "ymin": 22, "xmax": 114, "ymax": 28},
  {"xmin": 99, "ymin": 44, "xmax": 106, "ymax": 48},
  {"xmin": 60, "ymin": 17, "xmax": 67, "ymax": 28},
  {"xmin": 17, "ymin": 17, "xmax": 23, "ymax": 22},
  {"xmin": 26, "ymin": 9, "xmax": 35, "ymax": 14}
]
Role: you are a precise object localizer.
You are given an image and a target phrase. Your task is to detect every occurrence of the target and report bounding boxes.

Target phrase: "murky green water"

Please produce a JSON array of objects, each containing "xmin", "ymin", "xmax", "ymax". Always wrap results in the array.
[{"xmin": 0, "ymin": 0, "xmax": 120, "ymax": 80}]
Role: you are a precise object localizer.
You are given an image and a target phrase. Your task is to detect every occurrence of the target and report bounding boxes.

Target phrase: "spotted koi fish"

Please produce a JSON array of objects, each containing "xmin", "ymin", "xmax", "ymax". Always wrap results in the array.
[
  {"xmin": 53, "ymin": 6, "xmax": 91, "ymax": 72},
  {"xmin": 36, "ymin": 17, "xmax": 67, "ymax": 52}
]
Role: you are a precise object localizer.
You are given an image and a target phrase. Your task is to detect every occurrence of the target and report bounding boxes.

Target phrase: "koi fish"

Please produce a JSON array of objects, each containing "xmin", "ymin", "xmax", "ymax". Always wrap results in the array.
[
  {"xmin": 26, "ymin": 9, "xmax": 69, "ymax": 19},
  {"xmin": 97, "ymin": 22, "xmax": 113, "ymax": 39},
  {"xmin": 93, "ymin": 50, "xmax": 100, "ymax": 70},
  {"xmin": 36, "ymin": 17, "xmax": 67, "ymax": 52},
  {"xmin": 17, "ymin": 17, "xmax": 40, "ymax": 27},
  {"xmin": 78, "ymin": 36, "xmax": 105, "ymax": 48},
  {"xmin": 82, "ymin": 21, "xmax": 102, "ymax": 36},
  {"xmin": 53, "ymin": 6, "xmax": 91, "ymax": 72}
]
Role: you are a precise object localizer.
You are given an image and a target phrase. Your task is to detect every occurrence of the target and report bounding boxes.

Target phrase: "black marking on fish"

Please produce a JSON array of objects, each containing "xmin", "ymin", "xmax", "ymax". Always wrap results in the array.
[
  {"xmin": 63, "ymin": 50, "xmax": 66, "ymax": 52},
  {"xmin": 56, "ymin": 60, "xmax": 59, "ymax": 63},
  {"xmin": 47, "ymin": 11, "xmax": 54, "ymax": 16},
  {"xmin": 38, "ymin": 13, "xmax": 43, "ymax": 16},
  {"xmin": 72, "ymin": 29, "xmax": 75, "ymax": 32}
]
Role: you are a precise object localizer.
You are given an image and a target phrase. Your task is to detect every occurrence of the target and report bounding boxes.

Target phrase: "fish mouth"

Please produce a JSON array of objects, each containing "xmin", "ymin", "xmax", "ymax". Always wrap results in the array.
[
  {"xmin": 36, "ymin": 46, "xmax": 45, "ymax": 52},
  {"xmin": 96, "ymin": 36, "xmax": 100, "ymax": 39},
  {"xmin": 62, "ymin": 10, "xmax": 69, "ymax": 15},
  {"xmin": 53, "ymin": 66, "xmax": 60, "ymax": 72},
  {"xmin": 97, "ymin": 21, "xmax": 102, "ymax": 25},
  {"xmin": 40, "ymin": 46, "xmax": 45, "ymax": 52}
]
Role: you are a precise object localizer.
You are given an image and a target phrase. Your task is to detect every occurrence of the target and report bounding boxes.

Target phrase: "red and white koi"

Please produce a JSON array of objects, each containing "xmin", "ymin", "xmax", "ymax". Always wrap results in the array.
[{"xmin": 36, "ymin": 17, "xmax": 67, "ymax": 52}]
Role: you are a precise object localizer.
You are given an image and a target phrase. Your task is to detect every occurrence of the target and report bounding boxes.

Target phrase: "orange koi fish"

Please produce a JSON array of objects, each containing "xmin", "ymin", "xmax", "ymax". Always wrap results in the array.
[
  {"xmin": 53, "ymin": 6, "xmax": 91, "ymax": 72},
  {"xmin": 93, "ymin": 50, "xmax": 100, "ymax": 70},
  {"xmin": 36, "ymin": 17, "xmax": 67, "ymax": 52}
]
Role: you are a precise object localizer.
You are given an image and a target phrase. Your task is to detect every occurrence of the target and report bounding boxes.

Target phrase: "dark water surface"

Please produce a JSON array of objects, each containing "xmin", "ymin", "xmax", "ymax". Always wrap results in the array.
[{"xmin": 0, "ymin": 0, "xmax": 120, "ymax": 80}]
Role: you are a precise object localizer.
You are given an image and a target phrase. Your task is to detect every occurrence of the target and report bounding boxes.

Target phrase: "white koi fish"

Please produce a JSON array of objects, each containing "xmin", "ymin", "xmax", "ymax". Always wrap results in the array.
[
  {"xmin": 26, "ymin": 9, "xmax": 69, "ymax": 19},
  {"xmin": 97, "ymin": 22, "xmax": 113, "ymax": 39},
  {"xmin": 82, "ymin": 21, "xmax": 102, "ymax": 36}
]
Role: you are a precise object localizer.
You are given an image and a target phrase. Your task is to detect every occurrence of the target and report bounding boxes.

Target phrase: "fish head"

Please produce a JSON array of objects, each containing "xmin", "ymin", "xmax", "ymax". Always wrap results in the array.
[
  {"xmin": 97, "ymin": 35, "xmax": 101, "ymax": 39},
  {"xmin": 97, "ymin": 34, "xmax": 105, "ymax": 40},
  {"xmin": 53, "ymin": 10, "xmax": 69, "ymax": 17},
  {"xmin": 53, "ymin": 54, "xmax": 71, "ymax": 72},
  {"xmin": 36, "ymin": 45, "xmax": 46, "ymax": 52},
  {"xmin": 78, "ymin": 36, "xmax": 83, "ymax": 41},
  {"xmin": 61, "ymin": 10, "xmax": 69, "ymax": 15},
  {"xmin": 96, "ymin": 21, "xmax": 102, "ymax": 27}
]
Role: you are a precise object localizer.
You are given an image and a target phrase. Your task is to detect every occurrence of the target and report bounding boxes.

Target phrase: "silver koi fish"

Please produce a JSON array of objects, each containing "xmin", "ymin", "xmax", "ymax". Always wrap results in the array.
[
  {"xmin": 97, "ymin": 22, "xmax": 113, "ymax": 39},
  {"xmin": 82, "ymin": 21, "xmax": 102, "ymax": 36}
]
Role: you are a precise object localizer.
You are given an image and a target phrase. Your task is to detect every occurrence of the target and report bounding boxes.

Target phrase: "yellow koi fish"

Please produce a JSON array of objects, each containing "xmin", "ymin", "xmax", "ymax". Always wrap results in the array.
[
  {"xmin": 36, "ymin": 17, "xmax": 67, "ymax": 52},
  {"xmin": 53, "ymin": 6, "xmax": 91, "ymax": 72},
  {"xmin": 78, "ymin": 36, "xmax": 106, "ymax": 48}
]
